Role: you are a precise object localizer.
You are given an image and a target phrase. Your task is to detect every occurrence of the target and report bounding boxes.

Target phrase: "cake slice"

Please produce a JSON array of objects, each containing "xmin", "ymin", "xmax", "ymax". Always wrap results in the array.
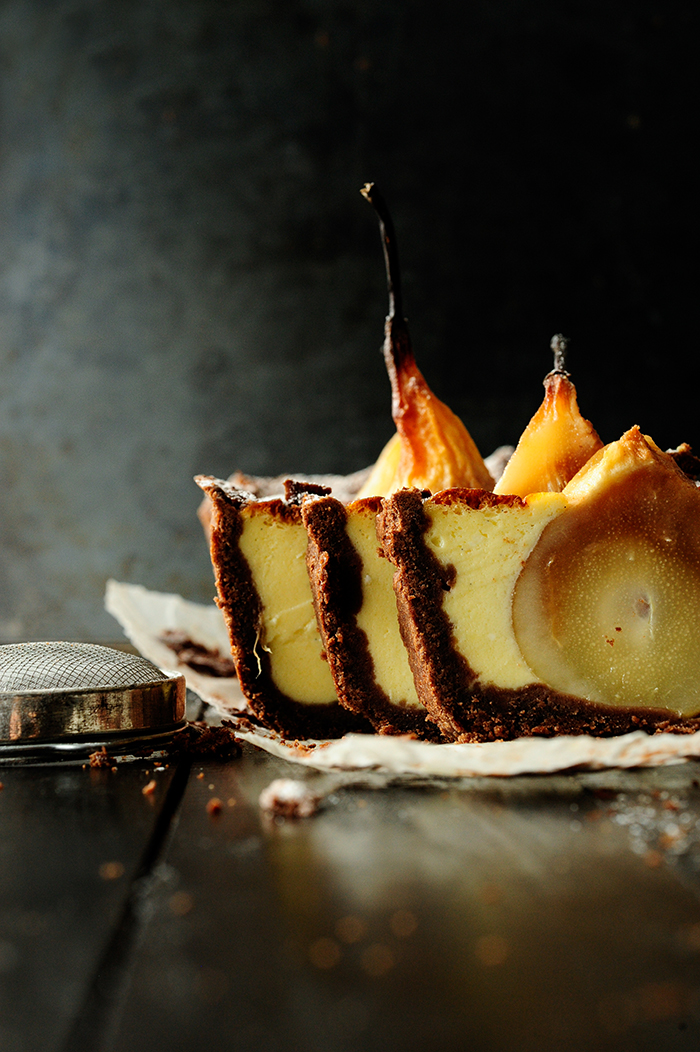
[
  {"xmin": 377, "ymin": 430, "xmax": 700, "ymax": 742},
  {"xmin": 300, "ymin": 441, "xmax": 518, "ymax": 738},
  {"xmin": 302, "ymin": 493, "xmax": 439, "ymax": 738},
  {"xmin": 195, "ymin": 475, "xmax": 370, "ymax": 739},
  {"xmin": 296, "ymin": 184, "xmax": 500, "ymax": 739}
]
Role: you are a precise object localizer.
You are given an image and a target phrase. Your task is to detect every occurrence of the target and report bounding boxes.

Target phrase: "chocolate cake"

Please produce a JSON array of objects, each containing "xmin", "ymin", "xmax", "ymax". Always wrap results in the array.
[{"xmin": 195, "ymin": 474, "xmax": 371, "ymax": 739}]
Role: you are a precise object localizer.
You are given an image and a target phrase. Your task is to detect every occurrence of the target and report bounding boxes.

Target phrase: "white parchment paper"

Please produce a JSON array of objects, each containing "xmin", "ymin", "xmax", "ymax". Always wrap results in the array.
[{"xmin": 105, "ymin": 579, "xmax": 700, "ymax": 778}]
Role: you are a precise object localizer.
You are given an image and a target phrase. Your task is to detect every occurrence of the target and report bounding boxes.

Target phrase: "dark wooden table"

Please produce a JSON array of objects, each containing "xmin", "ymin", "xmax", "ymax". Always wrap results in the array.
[{"xmin": 3, "ymin": 706, "xmax": 700, "ymax": 1052}]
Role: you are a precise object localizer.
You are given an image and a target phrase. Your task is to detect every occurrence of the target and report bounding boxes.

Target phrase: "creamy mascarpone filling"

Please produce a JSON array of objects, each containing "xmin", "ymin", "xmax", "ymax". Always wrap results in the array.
[
  {"xmin": 346, "ymin": 505, "xmax": 422, "ymax": 708},
  {"xmin": 238, "ymin": 512, "xmax": 337, "ymax": 704},
  {"xmin": 424, "ymin": 493, "xmax": 566, "ymax": 689}
]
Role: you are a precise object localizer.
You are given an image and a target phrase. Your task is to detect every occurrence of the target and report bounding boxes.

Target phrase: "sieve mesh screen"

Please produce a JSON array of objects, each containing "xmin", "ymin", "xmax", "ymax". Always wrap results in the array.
[{"xmin": 0, "ymin": 642, "xmax": 168, "ymax": 693}]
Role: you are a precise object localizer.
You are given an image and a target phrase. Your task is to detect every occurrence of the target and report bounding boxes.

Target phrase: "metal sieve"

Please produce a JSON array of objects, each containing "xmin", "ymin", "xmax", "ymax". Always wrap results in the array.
[{"xmin": 0, "ymin": 641, "xmax": 186, "ymax": 759}]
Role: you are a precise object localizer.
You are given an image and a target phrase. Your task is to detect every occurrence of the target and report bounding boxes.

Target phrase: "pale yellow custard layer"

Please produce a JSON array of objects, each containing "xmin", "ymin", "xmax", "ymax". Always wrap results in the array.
[
  {"xmin": 345, "ymin": 505, "xmax": 422, "ymax": 709},
  {"xmin": 423, "ymin": 492, "xmax": 567, "ymax": 688},
  {"xmin": 238, "ymin": 510, "xmax": 336, "ymax": 704}
]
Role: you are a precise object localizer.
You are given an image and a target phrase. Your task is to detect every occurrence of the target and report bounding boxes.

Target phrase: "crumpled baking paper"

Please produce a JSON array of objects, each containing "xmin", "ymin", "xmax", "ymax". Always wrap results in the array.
[{"xmin": 105, "ymin": 579, "xmax": 700, "ymax": 778}]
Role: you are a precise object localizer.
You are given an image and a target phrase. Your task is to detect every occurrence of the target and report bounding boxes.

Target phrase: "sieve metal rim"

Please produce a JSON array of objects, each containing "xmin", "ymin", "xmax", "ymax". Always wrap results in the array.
[{"xmin": 0, "ymin": 641, "xmax": 186, "ymax": 748}]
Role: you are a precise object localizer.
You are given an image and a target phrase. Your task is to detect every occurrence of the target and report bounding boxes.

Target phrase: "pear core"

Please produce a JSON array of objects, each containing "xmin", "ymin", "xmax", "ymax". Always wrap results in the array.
[{"xmin": 512, "ymin": 430, "xmax": 700, "ymax": 716}]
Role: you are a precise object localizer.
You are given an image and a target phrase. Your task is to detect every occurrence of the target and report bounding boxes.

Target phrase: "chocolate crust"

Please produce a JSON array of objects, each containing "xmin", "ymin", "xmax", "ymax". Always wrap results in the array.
[
  {"xmin": 195, "ymin": 475, "xmax": 370, "ymax": 740},
  {"xmin": 303, "ymin": 494, "xmax": 439, "ymax": 739},
  {"xmin": 377, "ymin": 487, "xmax": 700, "ymax": 743},
  {"xmin": 197, "ymin": 466, "xmax": 372, "ymax": 541}
]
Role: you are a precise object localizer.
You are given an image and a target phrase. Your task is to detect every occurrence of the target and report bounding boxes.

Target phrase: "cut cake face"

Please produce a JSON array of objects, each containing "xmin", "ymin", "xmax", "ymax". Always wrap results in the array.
[
  {"xmin": 376, "ymin": 430, "xmax": 700, "ymax": 742},
  {"xmin": 302, "ymin": 493, "xmax": 438, "ymax": 738},
  {"xmin": 195, "ymin": 475, "xmax": 370, "ymax": 739}
]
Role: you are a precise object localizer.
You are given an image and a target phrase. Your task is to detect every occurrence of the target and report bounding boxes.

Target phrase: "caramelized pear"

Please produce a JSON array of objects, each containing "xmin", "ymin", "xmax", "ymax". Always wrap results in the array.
[
  {"xmin": 494, "ymin": 335, "xmax": 603, "ymax": 497},
  {"xmin": 513, "ymin": 427, "xmax": 700, "ymax": 715},
  {"xmin": 357, "ymin": 184, "xmax": 493, "ymax": 499}
]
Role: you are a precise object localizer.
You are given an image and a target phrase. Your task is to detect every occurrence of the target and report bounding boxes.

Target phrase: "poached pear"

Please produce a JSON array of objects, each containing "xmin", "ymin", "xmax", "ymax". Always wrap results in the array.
[
  {"xmin": 494, "ymin": 335, "xmax": 603, "ymax": 497},
  {"xmin": 513, "ymin": 427, "xmax": 700, "ymax": 715},
  {"xmin": 357, "ymin": 184, "xmax": 493, "ymax": 498}
]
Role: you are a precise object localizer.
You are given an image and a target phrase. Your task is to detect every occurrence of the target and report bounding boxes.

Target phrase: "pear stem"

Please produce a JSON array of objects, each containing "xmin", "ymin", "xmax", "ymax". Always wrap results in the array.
[
  {"xmin": 361, "ymin": 183, "xmax": 414, "ymax": 383},
  {"xmin": 361, "ymin": 182, "xmax": 403, "ymax": 320},
  {"xmin": 550, "ymin": 333, "xmax": 570, "ymax": 376}
]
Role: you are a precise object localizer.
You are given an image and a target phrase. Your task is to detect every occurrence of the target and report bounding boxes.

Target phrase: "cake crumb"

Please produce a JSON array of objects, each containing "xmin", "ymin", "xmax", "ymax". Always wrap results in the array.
[
  {"xmin": 206, "ymin": 797, "xmax": 223, "ymax": 816},
  {"xmin": 89, "ymin": 746, "xmax": 116, "ymax": 769},
  {"xmin": 259, "ymin": 779, "xmax": 321, "ymax": 818},
  {"xmin": 142, "ymin": 779, "xmax": 157, "ymax": 796},
  {"xmin": 160, "ymin": 630, "xmax": 237, "ymax": 677},
  {"xmin": 172, "ymin": 721, "xmax": 242, "ymax": 760}
]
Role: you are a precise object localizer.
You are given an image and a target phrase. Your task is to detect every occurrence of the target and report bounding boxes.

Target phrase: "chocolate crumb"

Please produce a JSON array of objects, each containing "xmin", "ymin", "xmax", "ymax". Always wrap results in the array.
[
  {"xmin": 160, "ymin": 630, "xmax": 237, "ymax": 678},
  {"xmin": 283, "ymin": 479, "xmax": 331, "ymax": 504},
  {"xmin": 288, "ymin": 740, "xmax": 318, "ymax": 754},
  {"xmin": 89, "ymin": 746, "xmax": 116, "ymax": 769},
  {"xmin": 171, "ymin": 720, "xmax": 242, "ymax": 760},
  {"xmin": 259, "ymin": 778, "xmax": 322, "ymax": 818}
]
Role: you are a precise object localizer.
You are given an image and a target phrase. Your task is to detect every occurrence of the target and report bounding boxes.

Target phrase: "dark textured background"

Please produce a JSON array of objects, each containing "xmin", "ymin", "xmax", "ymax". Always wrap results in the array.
[{"xmin": 0, "ymin": 0, "xmax": 696, "ymax": 639}]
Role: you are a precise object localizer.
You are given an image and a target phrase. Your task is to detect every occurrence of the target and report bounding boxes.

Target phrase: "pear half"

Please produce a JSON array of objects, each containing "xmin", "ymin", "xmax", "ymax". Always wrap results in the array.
[{"xmin": 513, "ymin": 427, "xmax": 700, "ymax": 715}]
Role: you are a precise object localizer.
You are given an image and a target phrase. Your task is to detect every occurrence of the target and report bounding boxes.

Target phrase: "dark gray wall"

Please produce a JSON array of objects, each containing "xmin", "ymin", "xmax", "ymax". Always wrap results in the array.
[{"xmin": 0, "ymin": 0, "xmax": 696, "ymax": 640}]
